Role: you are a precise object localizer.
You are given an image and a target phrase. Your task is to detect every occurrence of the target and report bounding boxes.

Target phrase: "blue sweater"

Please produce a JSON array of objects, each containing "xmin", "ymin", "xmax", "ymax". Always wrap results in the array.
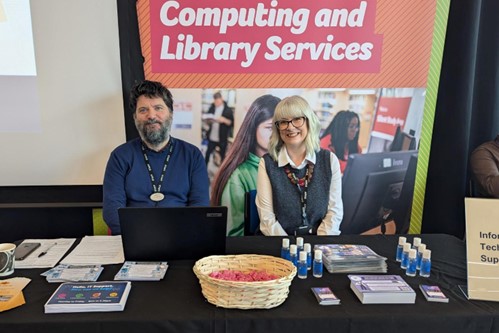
[{"xmin": 103, "ymin": 137, "xmax": 209, "ymax": 234}]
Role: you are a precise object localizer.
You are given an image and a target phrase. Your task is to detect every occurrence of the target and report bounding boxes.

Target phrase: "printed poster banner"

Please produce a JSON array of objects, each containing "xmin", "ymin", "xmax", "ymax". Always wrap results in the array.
[
  {"xmin": 139, "ymin": 0, "xmax": 436, "ymax": 88},
  {"xmin": 136, "ymin": 0, "xmax": 450, "ymax": 235}
]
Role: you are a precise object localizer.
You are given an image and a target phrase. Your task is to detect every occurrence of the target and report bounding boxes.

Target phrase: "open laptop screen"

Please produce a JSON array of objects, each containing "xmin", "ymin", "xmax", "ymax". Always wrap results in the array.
[{"xmin": 118, "ymin": 206, "xmax": 227, "ymax": 261}]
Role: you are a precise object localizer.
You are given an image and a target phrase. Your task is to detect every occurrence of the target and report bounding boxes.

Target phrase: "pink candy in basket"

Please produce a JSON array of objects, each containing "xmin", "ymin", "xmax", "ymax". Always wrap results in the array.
[
  {"xmin": 194, "ymin": 255, "xmax": 296, "ymax": 309},
  {"xmin": 209, "ymin": 269, "xmax": 279, "ymax": 282}
]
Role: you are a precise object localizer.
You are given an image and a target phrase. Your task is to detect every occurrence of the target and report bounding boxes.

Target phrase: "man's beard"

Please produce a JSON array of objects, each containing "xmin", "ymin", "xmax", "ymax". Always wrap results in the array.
[{"xmin": 136, "ymin": 118, "xmax": 171, "ymax": 147}]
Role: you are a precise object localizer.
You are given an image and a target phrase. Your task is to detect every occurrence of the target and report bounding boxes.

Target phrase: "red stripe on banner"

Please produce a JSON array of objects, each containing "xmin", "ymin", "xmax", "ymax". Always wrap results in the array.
[{"xmin": 138, "ymin": 0, "xmax": 438, "ymax": 88}]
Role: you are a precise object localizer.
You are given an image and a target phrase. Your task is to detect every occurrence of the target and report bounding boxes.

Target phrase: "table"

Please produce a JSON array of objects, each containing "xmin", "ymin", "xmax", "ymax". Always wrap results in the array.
[{"xmin": 1, "ymin": 234, "xmax": 499, "ymax": 333}]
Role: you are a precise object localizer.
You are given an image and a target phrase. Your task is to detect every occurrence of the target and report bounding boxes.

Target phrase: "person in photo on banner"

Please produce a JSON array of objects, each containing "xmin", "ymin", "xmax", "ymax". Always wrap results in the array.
[
  {"xmin": 211, "ymin": 95, "xmax": 281, "ymax": 236},
  {"xmin": 470, "ymin": 134, "xmax": 499, "ymax": 198},
  {"xmin": 103, "ymin": 80, "xmax": 209, "ymax": 235},
  {"xmin": 320, "ymin": 110, "xmax": 362, "ymax": 174},
  {"xmin": 204, "ymin": 92, "xmax": 234, "ymax": 165},
  {"xmin": 256, "ymin": 96, "xmax": 343, "ymax": 236}
]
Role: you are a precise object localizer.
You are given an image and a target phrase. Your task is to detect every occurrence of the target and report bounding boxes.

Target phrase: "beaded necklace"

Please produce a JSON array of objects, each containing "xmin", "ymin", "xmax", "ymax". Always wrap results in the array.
[{"xmin": 283, "ymin": 163, "xmax": 314, "ymax": 187}]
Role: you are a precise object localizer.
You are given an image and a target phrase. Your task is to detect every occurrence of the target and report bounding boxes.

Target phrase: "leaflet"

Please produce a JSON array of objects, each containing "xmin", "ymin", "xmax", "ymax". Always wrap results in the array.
[
  {"xmin": 14, "ymin": 239, "xmax": 76, "ymax": 269},
  {"xmin": 0, "ymin": 277, "xmax": 31, "ymax": 312},
  {"xmin": 60, "ymin": 236, "xmax": 124, "ymax": 265},
  {"xmin": 42, "ymin": 264, "xmax": 103, "ymax": 283},
  {"xmin": 115, "ymin": 261, "xmax": 168, "ymax": 281}
]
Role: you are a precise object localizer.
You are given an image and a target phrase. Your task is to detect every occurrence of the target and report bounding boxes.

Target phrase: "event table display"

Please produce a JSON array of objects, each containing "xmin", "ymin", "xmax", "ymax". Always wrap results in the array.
[{"xmin": 1, "ymin": 234, "xmax": 499, "ymax": 333}]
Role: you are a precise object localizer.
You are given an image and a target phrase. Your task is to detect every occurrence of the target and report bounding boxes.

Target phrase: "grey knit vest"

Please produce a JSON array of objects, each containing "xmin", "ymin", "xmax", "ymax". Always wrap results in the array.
[{"xmin": 263, "ymin": 149, "xmax": 331, "ymax": 234}]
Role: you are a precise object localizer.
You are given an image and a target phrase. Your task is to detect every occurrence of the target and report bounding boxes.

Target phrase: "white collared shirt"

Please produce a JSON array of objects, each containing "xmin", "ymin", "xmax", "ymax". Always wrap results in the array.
[{"xmin": 256, "ymin": 147, "xmax": 343, "ymax": 236}]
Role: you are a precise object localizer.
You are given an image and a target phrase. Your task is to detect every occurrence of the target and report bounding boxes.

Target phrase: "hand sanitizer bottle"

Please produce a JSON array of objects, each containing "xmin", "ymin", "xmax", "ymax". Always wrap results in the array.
[
  {"xmin": 313, "ymin": 250, "xmax": 323, "ymax": 278},
  {"xmin": 296, "ymin": 237, "xmax": 304, "ymax": 252},
  {"xmin": 304, "ymin": 243, "xmax": 312, "ymax": 270},
  {"xmin": 289, "ymin": 244, "xmax": 298, "ymax": 267},
  {"xmin": 416, "ymin": 243, "xmax": 426, "ymax": 270},
  {"xmin": 419, "ymin": 249, "xmax": 432, "ymax": 277},
  {"xmin": 406, "ymin": 249, "xmax": 417, "ymax": 277},
  {"xmin": 281, "ymin": 238, "xmax": 290, "ymax": 260},
  {"xmin": 401, "ymin": 243, "xmax": 411, "ymax": 269},
  {"xmin": 298, "ymin": 251, "xmax": 308, "ymax": 279},
  {"xmin": 396, "ymin": 236, "xmax": 407, "ymax": 262},
  {"xmin": 412, "ymin": 237, "xmax": 421, "ymax": 250}
]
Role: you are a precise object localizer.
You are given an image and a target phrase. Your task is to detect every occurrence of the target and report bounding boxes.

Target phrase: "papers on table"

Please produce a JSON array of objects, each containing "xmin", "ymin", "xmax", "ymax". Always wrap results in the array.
[
  {"xmin": 314, "ymin": 244, "xmax": 387, "ymax": 273},
  {"xmin": 16, "ymin": 236, "xmax": 123, "ymax": 268},
  {"xmin": 114, "ymin": 262, "xmax": 168, "ymax": 281},
  {"xmin": 311, "ymin": 287, "xmax": 341, "ymax": 305},
  {"xmin": 0, "ymin": 277, "xmax": 31, "ymax": 312},
  {"xmin": 348, "ymin": 275, "xmax": 416, "ymax": 304},
  {"xmin": 44, "ymin": 281, "xmax": 132, "ymax": 313},
  {"xmin": 60, "ymin": 236, "xmax": 124, "ymax": 265},
  {"xmin": 41, "ymin": 264, "xmax": 103, "ymax": 283},
  {"xmin": 419, "ymin": 285, "xmax": 449, "ymax": 303},
  {"xmin": 15, "ymin": 239, "xmax": 76, "ymax": 269}
]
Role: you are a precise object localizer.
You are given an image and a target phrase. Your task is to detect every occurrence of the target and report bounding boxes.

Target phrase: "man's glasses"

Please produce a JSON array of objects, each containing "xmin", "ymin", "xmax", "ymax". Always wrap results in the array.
[{"xmin": 275, "ymin": 117, "xmax": 307, "ymax": 130}]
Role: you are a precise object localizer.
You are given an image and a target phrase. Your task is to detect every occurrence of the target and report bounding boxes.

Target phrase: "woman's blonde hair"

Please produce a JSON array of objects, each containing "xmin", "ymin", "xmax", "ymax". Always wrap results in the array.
[{"xmin": 268, "ymin": 95, "xmax": 321, "ymax": 161}]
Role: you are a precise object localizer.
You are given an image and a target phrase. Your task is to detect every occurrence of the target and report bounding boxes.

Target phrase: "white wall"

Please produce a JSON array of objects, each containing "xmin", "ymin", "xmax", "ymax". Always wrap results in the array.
[{"xmin": 0, "ymin": 0, "xmax": 125, "ymax": 185}]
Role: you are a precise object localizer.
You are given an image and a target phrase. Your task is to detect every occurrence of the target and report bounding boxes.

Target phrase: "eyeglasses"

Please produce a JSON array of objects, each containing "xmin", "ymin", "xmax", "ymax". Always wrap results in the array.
[
  {"xmin": 348, "ymin": 124, "xmax": 359, "ymax": 130},
  {"xmin": 275, "ymin": 117, "xmax": 307, "ymax": 130}
]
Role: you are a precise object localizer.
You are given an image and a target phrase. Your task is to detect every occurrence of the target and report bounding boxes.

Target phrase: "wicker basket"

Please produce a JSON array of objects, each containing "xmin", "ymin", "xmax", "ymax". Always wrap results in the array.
[{"xmin": 193, "ymin": 254, "xmax": 297, "ymax": 309}]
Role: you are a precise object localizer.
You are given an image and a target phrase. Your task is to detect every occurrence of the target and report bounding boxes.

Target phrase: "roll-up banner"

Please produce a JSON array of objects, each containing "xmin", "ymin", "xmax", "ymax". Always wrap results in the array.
[{"xmin": 136, "ymin": 0, "xmax": 450, "ymax": 234}]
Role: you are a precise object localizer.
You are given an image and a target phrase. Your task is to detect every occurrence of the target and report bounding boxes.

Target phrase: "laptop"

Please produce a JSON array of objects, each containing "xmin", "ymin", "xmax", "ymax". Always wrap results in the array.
[{"xmin": 118, "ymin": 206, "xmax": 227, "ymax": 261}]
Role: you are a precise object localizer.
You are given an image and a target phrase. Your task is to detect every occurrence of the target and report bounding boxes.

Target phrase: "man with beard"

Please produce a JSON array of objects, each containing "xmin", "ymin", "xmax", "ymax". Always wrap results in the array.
[{"xmin": 103, "ymin": 80, "xmax": 209, "ymax": 234}]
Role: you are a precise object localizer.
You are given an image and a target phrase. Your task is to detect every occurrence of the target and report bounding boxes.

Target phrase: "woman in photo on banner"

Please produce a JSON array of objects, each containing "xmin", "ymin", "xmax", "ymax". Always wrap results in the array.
[
  {"xmin": 211, "ymin": 94, "xmax": 281, "ymax": 236},
  {"xmin": 256, "ymin": 95, "xmax": 343, "ymax": 236},
  {"xmin": 320, "ymin": 110, "xmax": 361, "ymax": 174}
]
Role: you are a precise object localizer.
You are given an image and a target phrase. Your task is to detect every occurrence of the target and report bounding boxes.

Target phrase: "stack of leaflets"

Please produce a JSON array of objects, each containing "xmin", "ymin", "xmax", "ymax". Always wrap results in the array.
[
  {"xmin": 114, "ymin": 261, "xmax": 168, "ymax": 281},
  {"xmin": 41, "ymin": 264, "xmax": 103, "ymax": 283},
  {"xmin": 44, "ymin": 281, "xmax": 132, "ymax": 313},
  {"xmin": 311, "ymin": 287, "xmax": 341, "ymax": 305},
  {"xmin": 419, "ymin": 285, "xmax": 449, "ymax": 303},
  {"xmin": 0, "ymin": 278, "xmax": 31, "ymax": 312},
  {"xmin": 348, "ymin": 275, "xmax": 416, "ymax": 304},
  {"xmin": 314, "ymin": 244, "xmax": 387, "ymax": 273}
]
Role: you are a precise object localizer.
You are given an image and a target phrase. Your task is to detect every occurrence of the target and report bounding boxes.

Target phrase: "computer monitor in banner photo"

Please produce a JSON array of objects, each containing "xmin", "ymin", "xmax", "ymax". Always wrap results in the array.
[{"xmin": 340, "ymin": 150, "xmax": 418, "ymax": 234}]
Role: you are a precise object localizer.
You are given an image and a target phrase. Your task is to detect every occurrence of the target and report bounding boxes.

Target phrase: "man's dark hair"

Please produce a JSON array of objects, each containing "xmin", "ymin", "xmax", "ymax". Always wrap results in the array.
[
  {"xmin": 129, "ymin": 80, "xmax": 173, "ymax": 113},
  {"xmin": 213, "ymin": 92, "xmax": 222, "ymax": 100}
]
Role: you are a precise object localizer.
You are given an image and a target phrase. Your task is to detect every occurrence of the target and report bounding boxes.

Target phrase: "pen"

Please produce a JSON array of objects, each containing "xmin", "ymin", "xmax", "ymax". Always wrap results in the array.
[{"xmin": 38, "ymin": 242, "xmax": 57, "ymax": 258}]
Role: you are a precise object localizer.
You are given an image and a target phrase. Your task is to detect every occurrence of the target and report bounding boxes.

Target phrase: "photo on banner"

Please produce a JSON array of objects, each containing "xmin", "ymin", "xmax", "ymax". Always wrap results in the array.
[{"xmin": 136, "ymin": 0, "xmax": 450, "ymax": 235}]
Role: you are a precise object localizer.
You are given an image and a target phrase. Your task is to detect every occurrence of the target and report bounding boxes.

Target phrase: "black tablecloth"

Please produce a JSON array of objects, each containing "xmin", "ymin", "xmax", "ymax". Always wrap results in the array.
[{"xmin": 1, "ymin": 234, "xmax": 499, "ymax": 333}]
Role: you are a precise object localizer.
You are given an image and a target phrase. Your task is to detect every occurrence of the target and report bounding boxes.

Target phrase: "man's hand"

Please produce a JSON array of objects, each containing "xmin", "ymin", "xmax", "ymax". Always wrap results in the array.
[{"xmin": 218, "ymin": 116, "xmax": 232, "ymax": 126}]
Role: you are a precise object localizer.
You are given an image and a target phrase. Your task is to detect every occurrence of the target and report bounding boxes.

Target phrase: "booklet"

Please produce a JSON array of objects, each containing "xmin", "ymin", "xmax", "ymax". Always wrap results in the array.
[
  {"xmin": 314, "ymin": 244, "xmax": 387, "ymax": 273},
  {"xmin": 419, "ymin": 285, "xmax": 449, "ymax": 303},
  {"xmin": 114, "ymin": 261, "xmax": 168, "ymax": 281},
  {"xmin": 311, "ymin": 287, "xmax": 341, "ymax": 305},
  {"xmin": 44, "ymin": 281, "xmax": 132, "ymax": 313},
  {"xmin": 348, "ymin": 275, "xmax": 416, "ymax": 304}
]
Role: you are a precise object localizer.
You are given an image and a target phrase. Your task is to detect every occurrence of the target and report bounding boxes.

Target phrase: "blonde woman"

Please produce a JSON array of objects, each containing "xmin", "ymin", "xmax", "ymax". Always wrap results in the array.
[{"xmin": 256, "ymin": 96, "xmax": 343, "ymax": 236}]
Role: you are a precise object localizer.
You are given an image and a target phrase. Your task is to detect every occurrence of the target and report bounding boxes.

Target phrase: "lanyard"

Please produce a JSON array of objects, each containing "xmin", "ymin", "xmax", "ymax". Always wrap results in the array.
[
  {"xmin": 141, "ymin": 139, "xmax": 174, "ymax": 202},
  {"xmin": 285, "ymin": 163, "xmax": 312, "ymax": 226}
]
